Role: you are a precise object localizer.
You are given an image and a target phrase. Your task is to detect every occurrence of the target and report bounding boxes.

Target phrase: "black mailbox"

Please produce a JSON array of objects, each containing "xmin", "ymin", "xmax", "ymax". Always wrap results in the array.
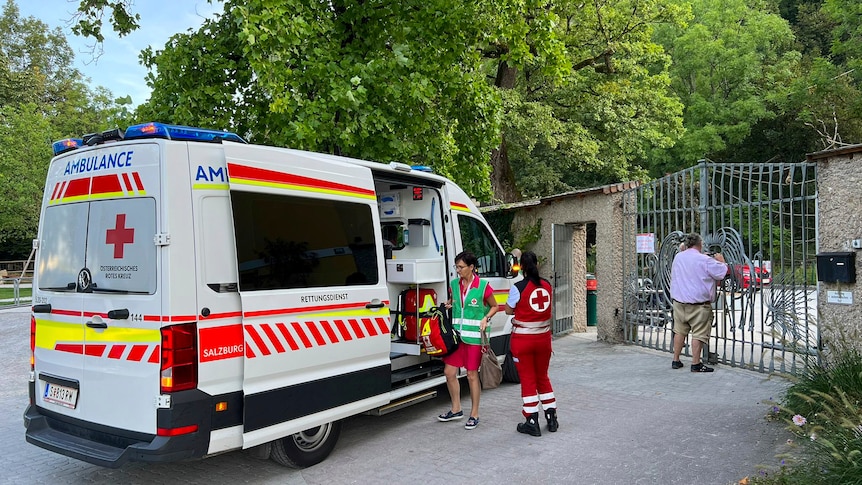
[{"xmin": 816, "ymin": 252, "xmax": 856, "ymax": 284}]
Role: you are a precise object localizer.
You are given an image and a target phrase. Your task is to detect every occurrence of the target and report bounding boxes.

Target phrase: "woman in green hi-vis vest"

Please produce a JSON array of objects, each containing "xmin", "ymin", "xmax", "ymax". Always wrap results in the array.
[{"xmin": 436, "ymin": 251, "xmax": 499, "ymax": 430}]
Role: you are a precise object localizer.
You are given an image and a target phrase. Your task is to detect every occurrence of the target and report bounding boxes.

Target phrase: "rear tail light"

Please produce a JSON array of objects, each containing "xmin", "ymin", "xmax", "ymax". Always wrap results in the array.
[
  {"xmin": 30, "ymin": 314, "xmax": 36, "ymax": 370},
  {"xmin": 157, "ymin": 424, "xmax": 199, "ymax": 436},
  {"xmin": 160, "ymin": 323, "xmax": 197, "ymax": 392}
]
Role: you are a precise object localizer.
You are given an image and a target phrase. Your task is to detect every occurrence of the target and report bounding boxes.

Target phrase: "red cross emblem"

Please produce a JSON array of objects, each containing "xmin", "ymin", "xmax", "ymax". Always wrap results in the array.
[
  {"xmin": 106, "ymin": 214, "xmax": 135, "ymax": 258},
  {"xmin": 529, "ymin": 288, "xmax": 551, "ymax": 312}
]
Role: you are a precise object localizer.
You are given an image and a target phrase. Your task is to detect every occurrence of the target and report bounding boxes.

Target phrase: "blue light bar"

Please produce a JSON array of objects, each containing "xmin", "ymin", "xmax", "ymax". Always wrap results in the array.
[
  {"xmin": 52, "ymin": 138, "xmax": 84, "ymax": 156},
  {"xmin": 411, "ymin": 165, "xmax": 433, "ymax": 173},
  {"xmin": 124, "ymin": 122, "xmax": 246, "ymax": 143}
]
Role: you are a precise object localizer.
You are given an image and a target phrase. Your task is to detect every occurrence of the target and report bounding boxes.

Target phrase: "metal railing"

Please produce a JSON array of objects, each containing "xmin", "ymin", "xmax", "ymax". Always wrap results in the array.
[{"xmin": 0, "ymin": 277, "xmax": 33, "ymax": 307}]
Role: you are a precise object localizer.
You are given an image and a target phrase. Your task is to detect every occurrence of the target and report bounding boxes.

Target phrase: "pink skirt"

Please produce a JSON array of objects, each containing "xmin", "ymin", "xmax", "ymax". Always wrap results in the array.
[{"xmin": 442, "ymin": 343, "xmax": 483, "ymax": 371}]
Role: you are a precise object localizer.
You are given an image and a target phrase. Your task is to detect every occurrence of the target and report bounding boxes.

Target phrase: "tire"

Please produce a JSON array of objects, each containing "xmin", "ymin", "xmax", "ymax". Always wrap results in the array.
[{"xmin": 270, "ymin": 420, "xmax": 342, "ymax": 468}]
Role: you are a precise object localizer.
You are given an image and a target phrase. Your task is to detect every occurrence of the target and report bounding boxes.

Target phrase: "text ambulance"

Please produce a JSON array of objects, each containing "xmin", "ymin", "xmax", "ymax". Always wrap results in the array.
[{"xmin": 24, "ymin": 122, "xmax": 519, "ymax": 468}]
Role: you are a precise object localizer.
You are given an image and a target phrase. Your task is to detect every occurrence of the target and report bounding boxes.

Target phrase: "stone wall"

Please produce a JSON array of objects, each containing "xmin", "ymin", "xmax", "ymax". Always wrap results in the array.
[
  {"xmin": 808, "ymin": 146, "xmax": 862, "ymax": 346},
  {"xmin": 496, "ymin": 185, "xmax": 631, "ymax": 342}
]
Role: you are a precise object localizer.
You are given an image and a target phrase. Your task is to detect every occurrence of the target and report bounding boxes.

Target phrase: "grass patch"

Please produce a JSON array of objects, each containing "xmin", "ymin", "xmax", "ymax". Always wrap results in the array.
[{"xmin": 0, "ymin": 286, "xmax": 32, "ymax": 301}]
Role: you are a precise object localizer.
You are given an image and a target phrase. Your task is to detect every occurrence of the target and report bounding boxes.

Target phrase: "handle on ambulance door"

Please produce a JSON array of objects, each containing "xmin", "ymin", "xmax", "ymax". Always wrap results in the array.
[
  {"xmin": 365, "ymin": 301, "xmax": 386, "ymax": 309},
  {"xmin": 33, "ymin": 304, "xmax": 52, "ymax": 313},
  {"xmin": 86, "ymin": 321, "xmax": 108, "ymax": 329},
  {"xmin": 107, "ymin": 309, "xmax": 130, "ymax": 320}
]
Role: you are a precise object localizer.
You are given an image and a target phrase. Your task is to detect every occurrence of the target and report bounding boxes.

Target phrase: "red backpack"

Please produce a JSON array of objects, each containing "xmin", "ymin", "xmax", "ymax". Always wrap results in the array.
[{"xmin": 420, "ymin": 306, "xmax": 460, "ymax": 357}]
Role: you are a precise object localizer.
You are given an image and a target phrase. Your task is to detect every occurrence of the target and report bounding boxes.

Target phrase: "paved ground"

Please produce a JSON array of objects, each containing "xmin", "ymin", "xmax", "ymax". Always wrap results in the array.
[{"xmin": 0, "ymin": 307, "xmax": 793, "ymax": 484}]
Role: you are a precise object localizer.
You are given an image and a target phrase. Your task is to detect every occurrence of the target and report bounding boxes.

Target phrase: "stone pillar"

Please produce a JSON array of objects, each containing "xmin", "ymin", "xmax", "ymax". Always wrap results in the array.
[{"xmin": 808, "ymin": 146, "xmax": 862, "ymax": 348}]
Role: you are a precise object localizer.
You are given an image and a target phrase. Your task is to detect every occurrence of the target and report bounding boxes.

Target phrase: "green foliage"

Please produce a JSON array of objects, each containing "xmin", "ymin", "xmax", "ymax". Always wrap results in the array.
[
  {"xmin": 758, "ymin": 328, "xmax": 862, "ymax": 484},
  {"xmin": 136, "ymin": 0, "xmax": 514, "ymax": 199},
  {"xmin": 652, "ymin": 0, "xmax": 801, "ymax": 172},
  {"xmin": 504, "ymin": 0, "xmax": 687, "ymax": 196},
  {"xmin": 70, "ymin": 0, "xmax": 140, "ymax": 43},
  {"xmin": 0, "ymin": 0, "xmax": 131, "ymax": 257},
  {"xmin": 513, "ymin": 217, "xmax": 543, "ymax": 251},
  {"xmin": 484, "ymin": 210, "xmax": 542, "ymax": 253},
  {"xmin": 484, "ymin": 210, "xmax": 516, "ymax": 253}
]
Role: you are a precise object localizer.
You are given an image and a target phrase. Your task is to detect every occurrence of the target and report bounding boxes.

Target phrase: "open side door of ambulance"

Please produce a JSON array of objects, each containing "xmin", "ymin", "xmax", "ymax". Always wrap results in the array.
[{"xmin": 224, "ymin": 143, "xmax": 391, "ymax": 467}]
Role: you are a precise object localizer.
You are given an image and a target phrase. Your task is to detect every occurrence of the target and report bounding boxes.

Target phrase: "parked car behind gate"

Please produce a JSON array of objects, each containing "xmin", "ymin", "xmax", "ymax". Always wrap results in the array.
[{"xmin": 731, "ymin": 264, "xmax": 771, "ymax": 289}]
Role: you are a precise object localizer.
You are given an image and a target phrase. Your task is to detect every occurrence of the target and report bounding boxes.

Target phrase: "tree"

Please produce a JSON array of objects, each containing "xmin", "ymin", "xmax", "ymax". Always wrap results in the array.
[
  {"xmin": 138, "ymin": 1, "xmax": 526, "ymax": 199},
  {"xmin": 98, "ymin": 1, "xmax": 691, "ymax": 202},
  {"xmin": 651, "ymin": 0, "xmax": 800, "ymax": 172},
  {"xmin": 502, "ymin": 0, "xmax": 687, "ymax": 197},
  {"xmin": 0, "ymin": 0, "xmax": 131, "ymax": 257}
]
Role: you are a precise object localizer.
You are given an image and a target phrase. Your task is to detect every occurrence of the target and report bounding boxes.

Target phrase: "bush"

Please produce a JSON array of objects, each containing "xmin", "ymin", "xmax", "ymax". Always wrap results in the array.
[{"xmin": 754, "ymin": 347, "xmax": 862, "ymax": 484}]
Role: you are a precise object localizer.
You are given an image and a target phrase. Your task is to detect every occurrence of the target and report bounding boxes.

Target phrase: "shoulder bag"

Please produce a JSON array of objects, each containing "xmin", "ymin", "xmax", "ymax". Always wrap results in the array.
[{"xmin": 479, "ymin": 332, "xmax": 502, "ymax": 389}]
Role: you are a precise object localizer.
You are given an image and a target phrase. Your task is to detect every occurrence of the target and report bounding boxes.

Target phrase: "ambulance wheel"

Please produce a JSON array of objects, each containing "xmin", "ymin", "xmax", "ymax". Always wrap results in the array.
[{"xmin": 270, "ymin": 420, "xmax": 342, "ymax": 468}]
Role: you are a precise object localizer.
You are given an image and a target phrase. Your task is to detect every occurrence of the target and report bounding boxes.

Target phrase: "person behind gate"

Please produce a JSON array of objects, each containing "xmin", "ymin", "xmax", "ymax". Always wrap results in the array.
[
  {"xmin": 504, "ymin": 251, "xmax": 558, "ymax": 436},
  {"xmin": 437, "ymin": 251, "xmax": 498, "ymax": 430},
  {"xmin": 670, "ymin": 232, "xmax": 729, "ymax": 372}
]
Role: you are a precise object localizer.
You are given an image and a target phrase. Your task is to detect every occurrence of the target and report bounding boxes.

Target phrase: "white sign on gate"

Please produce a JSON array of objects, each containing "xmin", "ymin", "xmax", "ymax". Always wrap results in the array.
[{"xmin": 636, "ymin": 233, "xmax": 655, "ymax": 254}]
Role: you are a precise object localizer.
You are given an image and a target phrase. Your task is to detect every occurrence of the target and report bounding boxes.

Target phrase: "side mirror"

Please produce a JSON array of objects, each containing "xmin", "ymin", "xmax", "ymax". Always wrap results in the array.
[{"xmin": 506, "ymin": 250, "xmax": 521, "ymax": 279}]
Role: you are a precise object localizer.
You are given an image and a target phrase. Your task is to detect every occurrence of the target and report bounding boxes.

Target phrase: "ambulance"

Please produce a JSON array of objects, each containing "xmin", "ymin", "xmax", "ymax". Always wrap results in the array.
[{"xmin": 24, "ymin": 122, "xmax": 520, "ymax": 468}]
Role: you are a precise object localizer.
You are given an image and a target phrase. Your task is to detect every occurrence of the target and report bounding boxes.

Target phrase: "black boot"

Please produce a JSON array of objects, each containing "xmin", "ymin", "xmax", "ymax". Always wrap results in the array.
[
  {"xmin": 516, "ymin": 413, "xmax": 541, "ymax": 437},
  {"xmin": 545, "ymin": 408, "xmax": 559, "ymax": 432}
]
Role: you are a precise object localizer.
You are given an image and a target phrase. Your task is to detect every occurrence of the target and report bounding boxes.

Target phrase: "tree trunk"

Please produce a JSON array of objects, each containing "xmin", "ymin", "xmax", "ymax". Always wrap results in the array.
[
  {"xmin": 490, "ymin": 136, "xmax": 520, "ymax": 204},
  {"xmin": 490, "ymin": 61, "xmax": 522, "ymax": 203}
]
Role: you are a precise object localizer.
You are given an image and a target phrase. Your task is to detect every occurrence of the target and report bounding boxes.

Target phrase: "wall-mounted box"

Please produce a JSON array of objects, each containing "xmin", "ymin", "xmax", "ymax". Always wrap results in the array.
[
  {"xmin": 407, "ymin": 218, "xmax": 430, "ymax": 247},
  {"xmin": 816, "ymin": 251, "xmax": 856, "ymax": 284},
  {"xmin": 386, "ymin": 258, "xmax": 445, "ymax": 283}
]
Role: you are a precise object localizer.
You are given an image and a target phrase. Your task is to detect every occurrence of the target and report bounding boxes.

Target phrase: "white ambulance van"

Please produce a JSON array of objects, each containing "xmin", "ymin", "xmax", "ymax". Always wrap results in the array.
[{"xmin": 24, "ymin": 122, "xmax": 519, "ymax": 468}]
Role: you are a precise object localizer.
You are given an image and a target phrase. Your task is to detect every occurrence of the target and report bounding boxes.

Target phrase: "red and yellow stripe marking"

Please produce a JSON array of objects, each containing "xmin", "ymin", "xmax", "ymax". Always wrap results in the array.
[
  {"xmin": 228, "ymin": 163, "xmax": 376, "ymax": 200},
  {"xmin": 493, "ymin": 290, "xmax": 509, "ymax": 310},
  {"xmin": 49, "ymin": 172, "xmax": 146, "ymax": 204},
  {"xmin": 243, "ymin": 316, "xmax": 390, "ymax": 359},
  {"xmin": 242, "ymin": 300, "xmax": 391, "ymax": 359},
  {"xmin": 34, "ymin": 318, "xmax": 160, "ymax": 363},
  {"xmin": 450, "ymin": 201, "xmax": 472, "ymax": 213}
]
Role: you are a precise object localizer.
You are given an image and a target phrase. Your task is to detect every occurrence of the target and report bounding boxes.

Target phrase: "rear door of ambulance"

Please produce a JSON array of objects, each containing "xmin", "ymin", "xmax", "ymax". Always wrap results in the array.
[
  {"xmin": 223, "ymin": 143, "xmax": 392, "ymax": 446},
  {"xmin": 33, "ymin": 141, "xmax": 162, "ymax": 434}
]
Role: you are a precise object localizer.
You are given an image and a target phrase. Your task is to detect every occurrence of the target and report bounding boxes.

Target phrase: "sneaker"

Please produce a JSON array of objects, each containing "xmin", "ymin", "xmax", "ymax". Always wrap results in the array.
[
  {"xmin": 465, "ymin": 416, "xmax": 479, "ymax": 430},
  {"xmin": 671, "ymin": 360, "xmax": 684, "ymax": 369},
  {"xmin": 691, "ymin": 363, "xmax": 714, "ymax": 373},
  {"xmin": 437, "ymin": 410, "xmax": 463, "ymax": 422}
]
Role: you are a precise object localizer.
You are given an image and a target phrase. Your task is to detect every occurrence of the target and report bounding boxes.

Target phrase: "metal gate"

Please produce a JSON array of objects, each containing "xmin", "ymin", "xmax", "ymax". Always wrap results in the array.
[
  {"xmin": 552, "ymin": 224, "xmax": 574, "ymax": 335},
  {"xmin": 622, "ymin": 161, "xmax": 819, "ymax": 375}
]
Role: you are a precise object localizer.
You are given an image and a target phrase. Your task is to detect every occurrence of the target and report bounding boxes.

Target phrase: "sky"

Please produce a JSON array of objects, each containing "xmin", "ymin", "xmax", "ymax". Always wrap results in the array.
[{"xmin": 18, "ymin": 0, "xmax": 224, "ymax": 107}]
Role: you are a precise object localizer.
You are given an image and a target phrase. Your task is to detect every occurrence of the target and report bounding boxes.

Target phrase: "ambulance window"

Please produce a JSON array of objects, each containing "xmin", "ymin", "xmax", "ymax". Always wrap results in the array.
[
  {"xmin": 37, "ymin": 199, "xmax": 157, "ymax": 293},
  {"xmin": 457, "ymin": 215, "xmax": 504, "ymax": 277},
  {"xmin": 86, "ymin": 199, "xmax": 157, "ymax": 294},
  {"xmin": 232, "ymin": 192, "xmax": 379, "ymax": 291},
  {"xmin": 37, "ymin": 203, "xmax": 89, "ymax": 290}
]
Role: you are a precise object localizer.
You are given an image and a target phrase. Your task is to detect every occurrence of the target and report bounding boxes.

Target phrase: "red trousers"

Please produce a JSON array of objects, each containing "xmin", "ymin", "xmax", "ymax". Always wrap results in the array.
[{"xmin": 510, "ymin": 332, "xmax": 556, "ymax": 417}]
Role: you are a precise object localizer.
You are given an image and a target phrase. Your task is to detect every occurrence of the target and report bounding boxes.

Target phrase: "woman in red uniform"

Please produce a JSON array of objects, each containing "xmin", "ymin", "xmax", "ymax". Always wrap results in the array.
[{"xmin": 505, "ymin": 251, "xmax": 558, "ymax": 436}]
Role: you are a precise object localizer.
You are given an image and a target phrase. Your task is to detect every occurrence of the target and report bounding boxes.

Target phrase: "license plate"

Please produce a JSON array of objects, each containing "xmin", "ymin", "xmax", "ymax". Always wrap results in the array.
[{"xmin": 43, "ymin": 382, "xmax": 79, "ymax": 409}]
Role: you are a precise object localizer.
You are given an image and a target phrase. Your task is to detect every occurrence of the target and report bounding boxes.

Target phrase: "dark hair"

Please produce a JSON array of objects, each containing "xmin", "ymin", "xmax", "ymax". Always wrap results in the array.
[
  {"xmin": 520, "ymin": 251, "xmax": 541, "ymax": 285},
  {"xmin": 455, "ymin": 251, "xmax": 479, "ymax": 272},
  {"xmin": 683, "ymin": 233, "xmax": 702, "ymax": 249}
]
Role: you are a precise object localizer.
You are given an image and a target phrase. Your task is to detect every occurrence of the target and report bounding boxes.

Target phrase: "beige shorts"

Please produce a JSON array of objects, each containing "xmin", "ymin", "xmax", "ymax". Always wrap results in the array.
[{"xmin": 672, "ymin": 301, "xmax": 713, "ymax": 343}]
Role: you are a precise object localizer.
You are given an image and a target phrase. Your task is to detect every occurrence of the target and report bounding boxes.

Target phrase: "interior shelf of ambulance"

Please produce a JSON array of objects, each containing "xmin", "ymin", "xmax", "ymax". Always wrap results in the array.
[{"xmin": 378, "ymin": 187, "xmax": 446, "ymax": 357}]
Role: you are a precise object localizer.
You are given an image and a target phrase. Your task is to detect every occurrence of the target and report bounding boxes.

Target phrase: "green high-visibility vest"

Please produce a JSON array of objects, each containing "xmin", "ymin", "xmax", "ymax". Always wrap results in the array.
[{"xmin": 450, "ymin": 277, "xmax": 491, "ymax": 345}]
